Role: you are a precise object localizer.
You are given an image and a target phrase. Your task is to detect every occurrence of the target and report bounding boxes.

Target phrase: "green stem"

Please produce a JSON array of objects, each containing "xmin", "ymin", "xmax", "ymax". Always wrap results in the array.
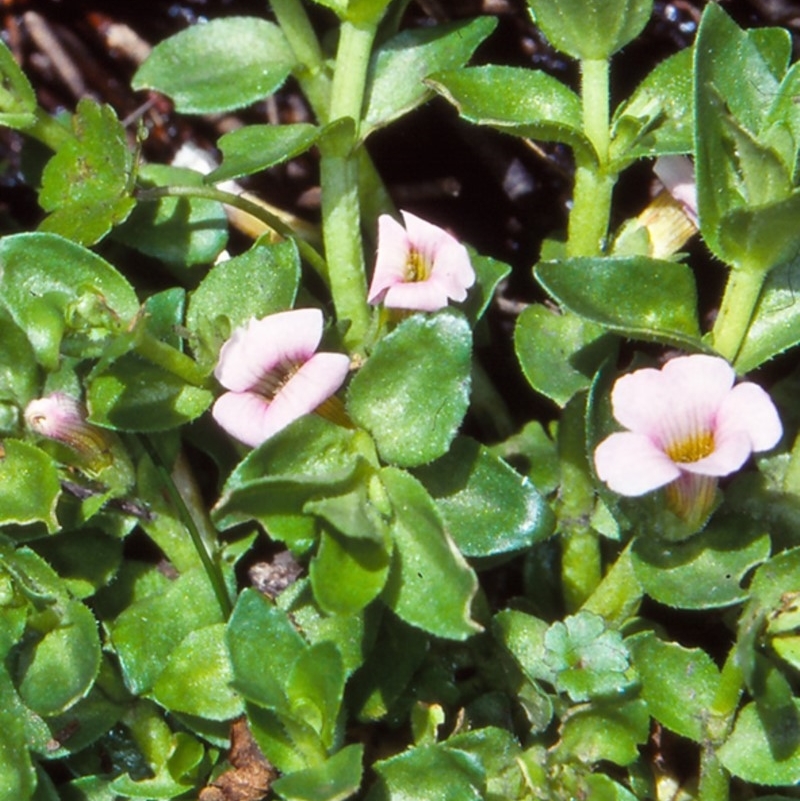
[
  {"xmin": 567, "ymin": 58, "xmax": 614, "ymax": 257},
  {"xmin": 711, "ymin": 648, "xmax": 744, "ymax": 719},
  {"xmin": 711, "ymin": 267, "xmax": 767, "ymax": 364},
  {"xmin": 559, "ymin": 397, "xmax": 602, "ymax": 611},
  {"xmin": 133, "ymin": 329, "xmax": 210, "ymax": 388},
  {"xmin": 270, "ymin": 0, "xmax": 332, "ymax": 119},
  {"xmin": 136, "ymin": 184, "xmax": 328, "ymax": 280},
  {"xmin": 698, "ymin": 749, "xmax": 729, "ymax": 801},
  {"xmin": 25, "ymin": 107, "xmax": 72, "ymax": 151},
  {"xmin": 319, "ymin": 17, "xmax": 380, "ymax": 351},
  {"xmin": 137, "ymin": 435, "xmax": 232, "ymax": 619},
  {"xmin": 581, "ymin": 540, "xmax": 642, "ymax": 628}
]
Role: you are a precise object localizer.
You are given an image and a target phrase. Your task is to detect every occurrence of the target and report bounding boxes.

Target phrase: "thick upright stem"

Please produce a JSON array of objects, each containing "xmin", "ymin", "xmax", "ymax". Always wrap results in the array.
[
  {"xmin": 269, "ymin": 0, "xmax": 332, "ymax": 119},
  {"xmin": 559, "ymin": 397, "xmax": 602, "ymax": 611},
  {"xmin": 319, "ymin": 18, "xmax": 379, "ymax": 350},
  {"xmin": 567, "ymin": 58, "xmax": 614, "ymax": 258},
  {"xmin": 711, "ymin": 267, "xmax": 766, "ymax": 364}
]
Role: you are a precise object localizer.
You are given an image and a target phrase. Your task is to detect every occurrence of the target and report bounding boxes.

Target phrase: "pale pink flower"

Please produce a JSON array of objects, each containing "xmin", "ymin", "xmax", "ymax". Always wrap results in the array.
[
  {"xmin": 212, "ymin": 308, "xmax": 350, "ymax": 448},
  {"xmin": 594, "ymin": 354, "xmax": 781, "ymax": 524},
  {"xmin": 653, "ymin": 156, "xmax": 698, "ymax": 227},
  {"xmin": 367, "ymin": 211, "xmax": 475, "ymax": 311},
  {"xmin": 25, "ymin": 393, "xmax": 113, "ymax": 470}
]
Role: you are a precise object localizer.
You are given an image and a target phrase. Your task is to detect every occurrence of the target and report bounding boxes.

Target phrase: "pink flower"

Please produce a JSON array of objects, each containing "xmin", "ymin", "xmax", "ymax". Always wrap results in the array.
[
  {"xmin": 212, "ymin": 308, "xmax": 350, "ymax": 448},
  {"xmin": 653, "ymin": 156, "xmax": 698, "ymax": 227},
  {"xmin": 367, "ymin": 211, "xmax": 475, "ymax": 311},
  {"xmin": 593, "ymin": 355, "xmax": 781, "ymax": 524},
  {"xmin": 25, "ymin": 393, "xmax": 113, "ymax": 471}
]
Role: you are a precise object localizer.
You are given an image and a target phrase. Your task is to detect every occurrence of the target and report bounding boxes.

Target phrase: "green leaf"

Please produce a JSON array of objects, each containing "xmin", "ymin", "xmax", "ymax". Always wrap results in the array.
[
  {"xmin": 413, "ymin": 436, "xmax": 554, "ymax": 559},
  {"xmin": 515, "ymin": 304, "xmax": 616, "ymax": 407},
  {"xmin": 132, "ymin": 17, "xmax": 295, "ymax": 114},
  {"xmin": 286, "ymin": 641, "xmax": 344, "ymax": 748},
  {"xmin": 380, "ymin": 467, "xmax": 480, "ymax": 640},
  {"xmin": 493, "ymin": 609, "xmax": 552, "ymax": 684},
  {"xmin": 535, "ymin": 256, "xmax": 703, "ymax": 349},
  {"xmin": 628, "ymin": 631, "xmax": 720, "ymax": 742},
  {"xmin": 0, "ymin": 38, "xmax": 37, "ymax": 129},
  {"xmin": 109, "ymin": 567, "xmax": 226, "ymax": 694},
  {"xmin": 347, "ymin": 311, "xmax": 471, "ymax": 467},
  {"xmin": 226, "ymin": 589, "xmax": 306, "ymax": 711},
  {"xmin": 0, "ymin": 312, "xmax": 39, "ymax": 410},
  {"xmin": 362, "ymin": 17, "xmax": 497, "ymax": 138},
  {"xmin": 31, "ymin": 530, "xmax": 122, "ymax": 599},
  {"xmin": 208, "ymin": 124, "xmax": 320, "ymax": 183},
  {"xmin": 0, "ymin": 440, "xmax": 60, "ymax": 533},
  {"xmin": 0, "ymin": 669, "xmax": 36, "ymax": 801},
  {"xmin": 527, "ymin": 0, "xmax": 653, "ymax": 59},
  {"xmin": 12, "ymin": 564, "xmax": 101, "ymax": 715},
  {"xmin": 543, "ymin": 611, "xmax": 632, "ymax": 702},
  {"xmin": 38, "ymin": 98, "xmax": 135, "ymax": 246},
  {"xmin": 113, "ymin": 164, "xmax": 228, "ymax": 266},
  {"xmin": 0, "ymin": 233, "xmax": 139, "ymax": 369},
  {"xmin": 366, "ymin": 743, "xmax": 484, "ymax": 801},
  {"xmin": 87, "ymin": 354, "xmax": 213, "ymax": 432},
  {"xmin": 272, "ymin": 744, "xmax": 364, "ymax": 801},
  {"xmin": 610, "ymin": 47, "xmax": 694, "ymax": 168},
  {"xmin": 153, "ymin": 623, "xmax": 242, "ymax": 720},
  {"xmin": 462, "ymin": 249, "xmax": 512, "ymax": 326},
  {"xmin": 694, "ymin": 3, "xmax": 800, "ymax": 270},
  {"xmin": 310, "ymin": 528, "xmax": 391, "ymax": 616},
  {"xmin": 185, "ymin": 240, "xmax": 300, "ymax": 369},
  {"xmin": 212, "ymin": 417, "xmax": 364, "ymax": 543},
  {"xmin": 557, "ymin": 699, "xmax": 650, "ymax": 766},
  {"xmin": 735, "ymin": 254, "xmax": 800, "ymax": 371},
  {"xmin": 428, "ymin": 65, "xmax": 593, "ymax": 161},
  {"xmin": 631, "ymin": 520, "xmax": 771, "ymax": 610},
  {"xmin": 719, "ymin": 699, "xmax": 800, "ymax": 785}
]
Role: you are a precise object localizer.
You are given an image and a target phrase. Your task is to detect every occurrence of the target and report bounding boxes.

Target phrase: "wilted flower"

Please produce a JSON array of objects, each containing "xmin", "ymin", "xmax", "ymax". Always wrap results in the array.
[
  {"xmin": 653, "ymin": 155, "xmax": 698, "ymax": 227},
  {"xmin": 367, "ymin": 210, "xmax": 475, "ymax": 311},
  {"xmin": 25, "ymin": 393, "xmax": 113, "ymax": 471},
  {"xmin": 593, "ymin": 354, "xmax": 782, "ymax": 526},
  {"xmin": 212, "ymin": 308, "xmax": 350, "ymax": 448}
]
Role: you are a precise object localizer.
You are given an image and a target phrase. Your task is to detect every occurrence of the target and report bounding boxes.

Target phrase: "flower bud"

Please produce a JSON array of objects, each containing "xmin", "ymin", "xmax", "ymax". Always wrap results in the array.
[{"xmin": 25, "ymin": 393, "xmax": 113, "ymax": 472}]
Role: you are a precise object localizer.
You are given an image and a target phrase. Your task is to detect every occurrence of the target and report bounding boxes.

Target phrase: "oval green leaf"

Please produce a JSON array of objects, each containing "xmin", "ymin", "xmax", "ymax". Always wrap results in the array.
[
  {"xmin": 347, "ymin": 311, "xmax": 471, "ymax": 468},
  {"xmin": 413, "ymin": 436, "xmax": 554, "ymax": 559},
  {"xmin": 631, "ymin": 520, "xmax": 771, "ymax": 610},
  {"xmin": 380, "ymin": 467, "xmax": 480, "ymax": 640},
  {"xmin": 132, "ymin": 17, "xmax": 295, "ymax": 114},
  {"xmin": 535, "ymin": 256, "xmax": 703, "ymax": 349},
  {"xmin": 428, "ymin": 65, "xmax": 592, "ymax": 161},
  {"xmin": 362, "ymin": 17, "xmax": 497, "ymax": 138}
]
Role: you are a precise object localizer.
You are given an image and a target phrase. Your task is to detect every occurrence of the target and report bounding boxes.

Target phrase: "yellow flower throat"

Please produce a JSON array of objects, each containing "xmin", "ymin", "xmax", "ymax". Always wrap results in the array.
[
  {"xmin": 405, "ymin": 249, "xmax": 431, "ymax": 282},
  {"xmin": 666, "ymin": 430, "xmax": 715, "ymax": 463}
]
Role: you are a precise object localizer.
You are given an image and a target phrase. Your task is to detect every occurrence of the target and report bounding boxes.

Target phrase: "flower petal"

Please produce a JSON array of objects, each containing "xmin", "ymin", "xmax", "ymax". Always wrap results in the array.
[
  {"xmin": 716, "ymin": 381, "xmax": 783, "ymax": 452},
  {"xmin": 612, "ymin": 355, "xmax": 735, "ymax": 450},
  {"xmin": 260, "ymin": 352, "xmax": 351, "ymax": 439},
  {"xmin": 215, "ymin": 308, "xmax": 324, "ymax": 393},
  {"xmin": 594, "ymin": 431, "xmax": 681, "ymax": 495},
  {"xmin": 211, "ymin": 391, "xmax": 273, "ymax": 448},
  {"xmin": 368, "ymin": 214, "xmax": 411, "ymax": 304},
  {"xmin": 382, "ymin": 279, "xmax": 451, "ymax": 311},
  {"xmin": 679, "ymin": 429, "xmax": 752, "ymax": 476},
  {"xmin": 212, "ymin": 351, "xmax": 350, "ymax": 447}
]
